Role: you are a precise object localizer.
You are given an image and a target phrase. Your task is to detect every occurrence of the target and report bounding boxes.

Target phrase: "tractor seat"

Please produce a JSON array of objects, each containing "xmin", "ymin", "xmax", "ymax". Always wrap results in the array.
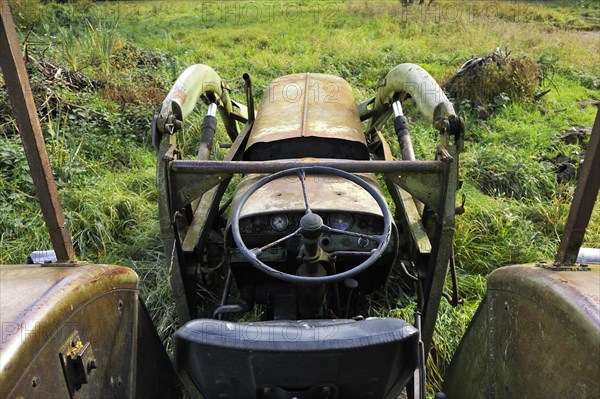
[{"xmin": 174, "ymin": 317, "xmax": 418, "ymax": 399}]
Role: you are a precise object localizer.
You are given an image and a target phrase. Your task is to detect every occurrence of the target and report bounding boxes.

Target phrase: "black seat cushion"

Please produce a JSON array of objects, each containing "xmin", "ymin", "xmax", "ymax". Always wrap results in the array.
[{"xmin": 174, "ymin": 317, "xmax": 418, "ymax": 399}]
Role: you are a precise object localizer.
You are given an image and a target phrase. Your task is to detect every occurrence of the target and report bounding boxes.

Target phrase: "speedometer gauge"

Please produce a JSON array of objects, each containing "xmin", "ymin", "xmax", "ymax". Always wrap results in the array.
[
  {"xmin": 270, "ymin": 214, "xmax": 289, "ymax": 232},
  {"xmin": 329, "ymin": 213, "xmax": 353, "ymax": 231}
]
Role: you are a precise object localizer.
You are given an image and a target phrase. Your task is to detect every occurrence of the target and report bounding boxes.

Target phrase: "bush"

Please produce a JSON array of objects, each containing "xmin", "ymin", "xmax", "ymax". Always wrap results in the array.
[{"xmin": 444, "ymin": 50, "xmax": 541, "ymax": 109}]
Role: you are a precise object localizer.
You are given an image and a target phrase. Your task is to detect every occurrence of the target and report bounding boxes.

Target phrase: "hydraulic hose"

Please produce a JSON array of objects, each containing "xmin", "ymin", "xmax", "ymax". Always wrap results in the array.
[
  {"xmin": 392, "ymin": 100, "xmax": 415, "ymax": 161},
  {"xmin": 197, "ymin": 103, "xmax": 218, "ymax": 160}
]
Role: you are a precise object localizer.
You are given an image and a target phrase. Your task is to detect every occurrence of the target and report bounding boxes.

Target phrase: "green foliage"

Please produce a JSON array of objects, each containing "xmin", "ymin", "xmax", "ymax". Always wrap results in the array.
[
  {"xmin": 464, "ymin": 144, "xmax": 556, "ymax": 200},
  {"xmin": 86, "ymin": 19, "xmax": 119, "ymax": 76},
  {"xmin": 7, "ymin": 0, "xmax": 45, "ymax": 27},
  {"xmin": 1, "ymin": 0, "xmax": 599, "ymax": 395}
]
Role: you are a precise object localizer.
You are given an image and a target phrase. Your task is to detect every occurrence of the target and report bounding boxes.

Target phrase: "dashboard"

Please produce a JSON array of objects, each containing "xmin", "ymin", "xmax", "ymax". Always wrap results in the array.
[{"xmin": 229, "ymin": 210, "xmax": 398, "ymax": 292}]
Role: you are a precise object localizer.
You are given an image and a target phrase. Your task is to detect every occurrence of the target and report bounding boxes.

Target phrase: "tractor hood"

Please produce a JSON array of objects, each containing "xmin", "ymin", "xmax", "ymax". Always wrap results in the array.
[
  {"xmin": 228, "ymin": 170, "xmax": 384, "ymax": 220},
  {"xmin": 244, "ymin": 73, "xmax": 370, "ymax": 161}
]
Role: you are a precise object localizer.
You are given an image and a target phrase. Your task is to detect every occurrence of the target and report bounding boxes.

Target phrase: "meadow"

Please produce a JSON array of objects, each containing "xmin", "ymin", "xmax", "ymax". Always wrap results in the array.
[{"xmin": 1, "ymin": 0, "xmax": 599, "ymax": 394}]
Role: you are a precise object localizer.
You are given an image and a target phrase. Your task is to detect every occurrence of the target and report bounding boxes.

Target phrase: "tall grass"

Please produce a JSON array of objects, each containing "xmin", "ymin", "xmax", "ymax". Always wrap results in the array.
[
  {"xmin": 1, "ymin": 1, "xmax": 599, "ymax": 396},
  {"xmin": 86, "ymin": 19, "xmax": 119, "ymax": 76}
]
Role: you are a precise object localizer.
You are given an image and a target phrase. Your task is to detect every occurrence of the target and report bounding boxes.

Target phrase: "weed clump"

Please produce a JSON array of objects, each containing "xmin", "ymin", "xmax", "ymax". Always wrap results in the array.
[
  {"xmin": 110, "ymin": 43, "xmax": 164, "ymax": 70},
  {"xmin": 444, "ymin": 49, "xmax": 541, "ymax": 114},
  {"xmin": 463, "ymin": 144, "xmax": 556, "ymax": 201}
]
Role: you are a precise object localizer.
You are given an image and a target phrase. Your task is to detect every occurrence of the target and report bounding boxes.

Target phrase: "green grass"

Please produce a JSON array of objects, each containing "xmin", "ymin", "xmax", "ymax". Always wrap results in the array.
[{"xmin": 1, "ymin": 0, "xmax": 599, "ymax": 396}]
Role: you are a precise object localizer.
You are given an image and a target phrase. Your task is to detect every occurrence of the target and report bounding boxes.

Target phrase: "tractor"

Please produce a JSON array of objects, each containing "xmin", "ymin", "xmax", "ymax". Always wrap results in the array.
[
  {"xmin": 150, "ymin": 63, "xmax": 463, "ymax": 398},
  {"xmin": 1, "ymin": 2, "xmax": 598, "ymax": 397}
]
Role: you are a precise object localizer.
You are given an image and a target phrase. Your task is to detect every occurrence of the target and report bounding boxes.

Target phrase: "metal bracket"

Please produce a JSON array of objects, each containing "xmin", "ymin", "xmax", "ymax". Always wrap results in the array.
[{"xmin": 59, "ymin": 331, "xmax": 96, "ymax": 398}]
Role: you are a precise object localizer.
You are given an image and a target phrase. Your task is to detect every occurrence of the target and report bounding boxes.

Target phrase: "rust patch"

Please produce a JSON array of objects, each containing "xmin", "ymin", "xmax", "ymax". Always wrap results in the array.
[
  {"xmin": 232, "ymin": 173, "xmax": 383, "ymax": 218},
  {"xmin": 247, "ymin": 73, "xmax": 366, "ymax": 148}
]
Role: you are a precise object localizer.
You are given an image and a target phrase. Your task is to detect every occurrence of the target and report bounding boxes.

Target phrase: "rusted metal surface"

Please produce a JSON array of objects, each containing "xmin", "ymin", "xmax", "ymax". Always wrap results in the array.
[
  {"xmin": 156, "ymin": 142, "xmax": 193, "ymax": 322},
  {"xmin": 248, "ymin": 73, "xmax": 365, "ymax": 145},
  {"xmin": 157, "ymin": 65, "xmax": 462, "ymax": 368},
  {"xmin": 443, "ymin": 296, "xmax": 489, "ymax": 398},
  {"xmin": 0, "ymin": 264, "xmax": 139, "ymax": 398},
  {"xmin": 180, "ymin": 123, "xmax": 254, "ymax": 253},
  {"xmin": 420, "ymin": 147, "xmax": 458, "ymax": 355},
  {"xmin": 371, "ymin": 129, "xmax": 431, "ymax": 255},
  {"xmin": 59, "ymin": 330, "xmax": 97, "ymax": 397},
  {"xmin": 171, "ymin": 159, "xmax": 443, "ymax": 174},
  {"xmin": 0, "ymin": 2, "xmax": 75, "ymax": 261},
  {"xmin": 181, "ymin": 186, "xmax": 219, "ymax": 253},
  {"xmin": 368, "ymin": 120, "xmax": 458, "ymax": 358},
  {"xmin": 555, "ymin": 107, "xmax": 600, "ymax": 266},
  {"xmin": 387, "ymin": 172, "xmax": 443, "ymax": 212},
  {"xmin": 230, "ymin": 173, "xmax": 383, "ymax": 218},
  {"xmin": 168, "ymin": 159, "xmax": 444, "ymax": 213},
  {"xmin": 444, "ymin": 264, "xmax": 600, "ymax": 398},
  {"xmin": 397, "ymin": 186, "xmax": 432, "ymax": 254},
  {"xmin": 246, "ymin": 73, "xmax": 369, "ymax": 160}
]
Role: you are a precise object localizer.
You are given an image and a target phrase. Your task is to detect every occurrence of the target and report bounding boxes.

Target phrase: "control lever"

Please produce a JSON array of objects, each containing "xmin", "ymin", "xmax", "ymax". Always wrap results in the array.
[{"xmin": 343, "ymin": 278, "xmax": 358, "ymax": 318}]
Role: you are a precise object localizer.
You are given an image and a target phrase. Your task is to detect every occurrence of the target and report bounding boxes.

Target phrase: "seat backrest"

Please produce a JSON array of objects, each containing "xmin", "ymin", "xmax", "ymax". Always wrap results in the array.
[{"xmin": 174, "ymin": 317, "xmax": 418, "ymax": 399}]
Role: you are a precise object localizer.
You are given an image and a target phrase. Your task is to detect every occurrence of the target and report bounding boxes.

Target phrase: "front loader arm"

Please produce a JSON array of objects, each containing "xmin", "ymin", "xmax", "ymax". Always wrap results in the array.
[
  {"xmin": 361, "ymin": 63, "xmax": 458, "ymax": 134},
  {"xmin": 153, "ymin": 64, "xmax": 245, "ymax": 149},
  {"xmin": 360, "ymin": 63, "xmax": 465, "ymax": 358}
]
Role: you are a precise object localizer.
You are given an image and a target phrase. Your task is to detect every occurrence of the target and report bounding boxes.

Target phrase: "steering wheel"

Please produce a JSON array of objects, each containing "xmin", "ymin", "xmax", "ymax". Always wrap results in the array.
[{"xmin": 231, "ymin": 166, "xmax": 392, "ymax": 285}]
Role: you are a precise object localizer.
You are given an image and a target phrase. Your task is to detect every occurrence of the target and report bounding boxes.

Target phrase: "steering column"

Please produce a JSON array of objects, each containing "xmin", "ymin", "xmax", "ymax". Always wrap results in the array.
[{"xmin": 296, "ymin": 212, "xmax": 328, "ymax": 318}]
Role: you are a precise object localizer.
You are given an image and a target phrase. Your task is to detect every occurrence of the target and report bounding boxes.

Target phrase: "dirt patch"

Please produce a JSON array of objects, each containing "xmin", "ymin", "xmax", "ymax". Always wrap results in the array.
[
  {"xmin": 543, "ymin": 126, "xmax": 592, "ymax": 184},
  {"xmin": 100, "ymin": 82, "xmax": 164, "ymax": 107},
  {"xmin": 567, "ymin": 30, "xmax": 600, "ymax": 42},
  {"xmin": 556, "ymin": 126, "xmax": 591, "ymax": 146}
]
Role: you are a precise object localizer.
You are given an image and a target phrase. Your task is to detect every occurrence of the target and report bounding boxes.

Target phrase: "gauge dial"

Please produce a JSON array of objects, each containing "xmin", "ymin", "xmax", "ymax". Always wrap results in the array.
[
  {"xmin": 270, "ymin": 214, "xmax": 289, "ymax": 232},
  {"xmin": 329, "ymin": 213, "xmax": 353, "ymax": 231}
]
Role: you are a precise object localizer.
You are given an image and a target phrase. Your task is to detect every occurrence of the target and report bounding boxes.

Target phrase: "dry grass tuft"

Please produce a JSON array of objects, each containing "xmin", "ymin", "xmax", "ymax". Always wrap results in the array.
[
  {"xmin": 100, "ymin": 82, "xmax": 164, "ymax": 106},
  {"xmin": 444, "ymin": 49, "xmax": 541, "ymax": 107}
]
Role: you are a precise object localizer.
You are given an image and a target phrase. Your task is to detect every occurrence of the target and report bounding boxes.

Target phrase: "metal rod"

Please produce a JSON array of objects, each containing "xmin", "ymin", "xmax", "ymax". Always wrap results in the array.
[
  {"xmin": 392, "ymin": 100, "xmax": 423, "ymax": 215},
  {"xmin": 170, "ymin": 159, "xmax": 444, "ymax": 174},
  {"xmin": 555, "ymin": 106, "xmax": 600, "ymax": 265},
  {"xmin": 392, "ymin": 100, "xmax": 404, "ymax": 118},
  {"xmin": 216, "ymin": 269, "xmax": 234, "ymax": 320},
  {"xmin": 442, "ymin": 248, "xmax": 462, "ymax": 307},
  {"xmin": 206, "ymin": 102, "xmax": 217, "ymax": 117},
  {"xmin": 197, "ymin": 102, "xmax": 218, "ymax": 160},
  {"xmin": 243, "ymin": 73, "xmax": 255, "ymax": 122},
  {"xmin": 343, "ymin": 278, "xmax": 358, "ymax": 318},
  {"xmin": 0, "ymin": 2, "xmax": 75, "ymax": 261}
]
